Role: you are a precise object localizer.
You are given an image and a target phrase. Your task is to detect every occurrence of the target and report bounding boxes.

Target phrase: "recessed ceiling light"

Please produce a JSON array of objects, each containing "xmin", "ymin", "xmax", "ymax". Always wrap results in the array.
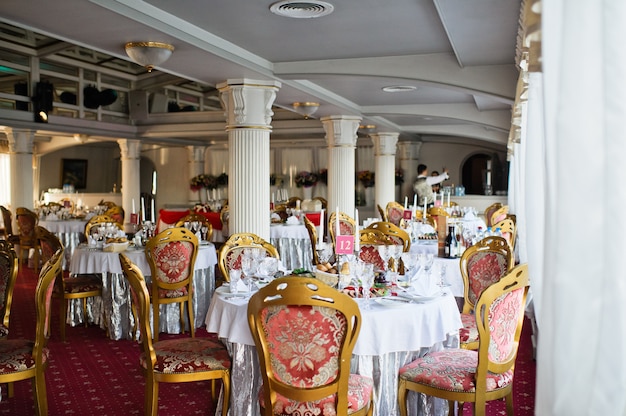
[
  {"xmin": 382, "ymin": 85, "xmax": 417, "ymax": 93},
  {"xmin": 270, "ymin": 1, "xmax": 334, "ymax": 19}
]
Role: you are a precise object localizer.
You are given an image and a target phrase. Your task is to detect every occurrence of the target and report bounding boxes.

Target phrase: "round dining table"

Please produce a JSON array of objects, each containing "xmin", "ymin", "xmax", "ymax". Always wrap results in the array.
[
  {"xmin": 69, "ymin": 242, "xmax": 217, "ymax": 340},
  {"xmin": 205, "ymin": 286, "xmax": 462, "ymax": 416}
]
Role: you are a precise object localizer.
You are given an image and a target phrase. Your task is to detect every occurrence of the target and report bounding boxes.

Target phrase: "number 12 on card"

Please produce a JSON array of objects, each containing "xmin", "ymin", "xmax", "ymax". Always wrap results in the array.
[{"xmin": 335, "ymin": 235, "xmax": 353, "ymax": 255}]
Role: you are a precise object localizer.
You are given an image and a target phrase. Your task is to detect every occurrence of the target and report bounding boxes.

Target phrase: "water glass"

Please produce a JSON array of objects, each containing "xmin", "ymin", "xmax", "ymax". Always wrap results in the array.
[{"xmin": 229, "ymin": 269, "xmax": 242, "ymax": 293}]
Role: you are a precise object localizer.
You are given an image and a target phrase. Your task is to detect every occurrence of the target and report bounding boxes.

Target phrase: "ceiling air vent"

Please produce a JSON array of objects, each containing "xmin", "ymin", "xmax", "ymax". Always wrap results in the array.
[{"xmin": 270, "ymin": 1, "xmax": 335, "ymax": 19}]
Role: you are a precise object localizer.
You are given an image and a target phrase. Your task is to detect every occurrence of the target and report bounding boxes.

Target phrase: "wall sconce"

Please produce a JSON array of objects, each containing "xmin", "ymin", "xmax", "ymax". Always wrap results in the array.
[{"xmin": 124, "ymin": 42, "xmax": 175, "ymax": 72}]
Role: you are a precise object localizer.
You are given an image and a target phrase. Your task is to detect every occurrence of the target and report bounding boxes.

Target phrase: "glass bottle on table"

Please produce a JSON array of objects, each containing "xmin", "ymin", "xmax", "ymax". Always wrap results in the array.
[{"xmin": 444, "ymin": 225, "xmax": 458, "ymax": 258}]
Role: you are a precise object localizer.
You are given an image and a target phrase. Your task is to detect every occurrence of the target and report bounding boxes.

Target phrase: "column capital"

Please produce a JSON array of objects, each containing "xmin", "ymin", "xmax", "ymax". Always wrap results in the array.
[
  {"xmin": 5, "ymin": 128, "xmax": 35, "ymax": 154},
  {"xmin": 321, "ymin": 116, "xmax": 362, "ymax": 147},
  {"xmin": 370, "ymin": 132, "xmax": 399, "ymax": 156},
  {"xmin": 187, "ymin": 146, "xmax": 207, "ymax": 162},
  {"xmin": 397, "ymin": 141, "xmax": 423, "ymax": 160},
  {"xmin": 217, "ymin": 79, "xmax": 281, "ymax": 129},
  {"xmin": 117, "ymin": 139, "xmax": 141, "ymax": 160}
]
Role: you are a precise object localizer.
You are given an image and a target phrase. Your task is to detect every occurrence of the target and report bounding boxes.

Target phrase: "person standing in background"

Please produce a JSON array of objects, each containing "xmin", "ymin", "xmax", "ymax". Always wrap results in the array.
[
  {"xmin": 413, "ymin": 164, "xmax": 448, "ymax": 206},
  {"xmin": 431, "ymin": 170, "xmax": 442, "ymax": 194}
]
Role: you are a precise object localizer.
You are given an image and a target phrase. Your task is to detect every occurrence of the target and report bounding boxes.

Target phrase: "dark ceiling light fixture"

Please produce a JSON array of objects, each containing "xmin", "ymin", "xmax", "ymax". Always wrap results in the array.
[{"xmin": 270, "ymin": 1, "xmax": 334, "ymax": 19}]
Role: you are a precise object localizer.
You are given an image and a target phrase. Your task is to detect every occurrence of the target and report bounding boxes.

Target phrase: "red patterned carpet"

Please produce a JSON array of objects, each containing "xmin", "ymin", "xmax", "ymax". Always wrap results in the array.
[{"xmin": 1, "ymin": 266, "xmax": 535, "ymax": 415}]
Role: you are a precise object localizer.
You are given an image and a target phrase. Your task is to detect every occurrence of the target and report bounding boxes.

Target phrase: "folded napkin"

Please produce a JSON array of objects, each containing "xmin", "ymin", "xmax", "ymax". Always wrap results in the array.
[
  {"xmin": 409, "ymin": 270, "xmax": 440, "ymax": 297},
  {"xmin": 419, "ymin": 223, "xmax": 436, "ymax": 234},
  {"xmin": 271, "ymin": 213, "xmax": 281, "ymax": 221},
  {"xmin": 286, "ymin": 216, "xmax": 300, "ymax": 225},
  {"xmin": 464, "ymin": 211, "xmax": 477, "ymax": 220}
]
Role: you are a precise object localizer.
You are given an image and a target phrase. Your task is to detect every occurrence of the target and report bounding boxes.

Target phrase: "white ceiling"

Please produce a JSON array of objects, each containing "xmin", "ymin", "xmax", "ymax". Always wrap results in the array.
[{"xmin": 0, "ymin": 0, "xmax": 521, "ymax": 147}]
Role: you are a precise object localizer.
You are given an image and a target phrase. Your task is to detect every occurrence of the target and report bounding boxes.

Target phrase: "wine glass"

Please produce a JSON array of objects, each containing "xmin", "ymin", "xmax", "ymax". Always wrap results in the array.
[
  {"xmin": 240, "ymin": 256, "xmax": 258, "ymax": 291},
  {"xmin": 316, "ymin": 242, "xmax": 333, "ymax": 264},
  {"xmin": 229, "ymin": 269, "xmax": 242, "ymax": 293},
  {"xmin": 438, "ymin": 263, "xmax": 447, "ymax": 290},
  {"xmin": 390, "ymin": 245, "xmax": 403, "ymax": 272},
  {"xmin": 377, "ymin": 245, "xmax": 391, "ymax": 272},
  {"xmin": 360, "ymin": 263, "xmax": 375, "ymax": 308},
  {"xmin": 201, "ymin": 225, "xmax": 209, "ymax": 241}
]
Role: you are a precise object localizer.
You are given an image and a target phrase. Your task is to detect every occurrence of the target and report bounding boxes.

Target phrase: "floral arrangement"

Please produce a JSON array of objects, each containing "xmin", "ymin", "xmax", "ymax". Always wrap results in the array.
[
  {"xmin": 395, "ymin": 168, "xmax": 404, "ymax": 186},
  {"xmin": 217, "ymin": 173, "xmax": 228, "ymax": 186},
  {"xmin": 357, "ymin": 170, "xmax": 375, "ymax": 188},
  {"xmin": 318, "ymin": 169, "xmax": 328, "ymax": 185},
  {"xmin": 295, "ymin": 171, "xmax": 319, "ymax": 188},
  {"xmin": 190, "ymin": 174, "xmax": 218, "ymax": 190}
]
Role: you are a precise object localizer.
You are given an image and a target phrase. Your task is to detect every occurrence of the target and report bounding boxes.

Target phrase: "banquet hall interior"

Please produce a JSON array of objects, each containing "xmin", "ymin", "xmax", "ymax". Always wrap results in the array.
[{"xmin": 0, "ymin": 0, "xmax": 624, "ymax": 415}]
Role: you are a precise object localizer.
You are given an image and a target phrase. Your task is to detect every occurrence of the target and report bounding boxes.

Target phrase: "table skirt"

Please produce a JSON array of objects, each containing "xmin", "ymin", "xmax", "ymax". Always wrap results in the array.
[
  {"xmin": 270, "ymin": 237, "xmax": 313, "ymax": 272},
  {"xmin": 213, "ymin": 333, "xmax": 459, "ymax": 416},
  {"xmin": 68, "ymin": 267, "xmax": 216, "ymax": 340}
]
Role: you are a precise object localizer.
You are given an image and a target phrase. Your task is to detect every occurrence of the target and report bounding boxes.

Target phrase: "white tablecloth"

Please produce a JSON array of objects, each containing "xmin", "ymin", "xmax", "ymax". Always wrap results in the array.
[
  {"xmin": 205, "ymin": 289, "xmax": 462, "ymax": 416},
  {"xmin": 69, "ymin": 243, "xmax": 217, "ymax": 340},
  {"xmin": 39, "ymin": 219, "xmax": 87, "ymax": 270},
  {"xmin": 269, "ymin": 224, "xmax": 313, "ymax": 271}
]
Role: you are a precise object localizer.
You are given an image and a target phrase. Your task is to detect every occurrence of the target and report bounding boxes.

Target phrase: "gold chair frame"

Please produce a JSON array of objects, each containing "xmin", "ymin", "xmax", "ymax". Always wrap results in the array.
[
  {"xmin": 37, "ymin": 226, "xmax": 102, "ymax": 342},
  {"xmin": 0, "ymin": 249, "xmax": 62, "ymax": 414},
  {"xmin": 483, "ymin": 202, "xmax": 503, "ymax": 228},
  {"xmin": 0, "ymin": 240, "xmax": 18, "ymax": 339},
  {"xmin": 398, "ymin": 264, "xmax": 529, "ymax": 416},
  {"xmin": 490, "ymin": 205, "xmax": 509, "ymax": 227},
  {"xmin": 312, "ymin": 196, "xmax": 327, "ymax": 210},
  {"xmin": 365, "ymin": 221, "xmax": 411, "ymax": 252},
  {"xmin": 145, "ymin": 227, "xmax": 198, "ymax": 342},
  {"xmin": 175, "ymin": 212, "xmax": 214, "ymax": 241},
  {"xmin": 303, "ymin": 216, "xmax": 320, "ymax": 265},
  {"xmin": 376, "ymin": 204, "xmax": 387, "ymax": 222},
  {"xmin": 119, "ymin": 254, "xmax": 231, "ymax": 416},
  {"xmin": 104, "ymin": 205, "xmax": 125, "ymax": 225},
  {"xmin": 84, "ymin": 215, "xmax": 121, "ymax": 236},
  {"xmin": 492, "ymin": 218, "xmax": 517, "ymax": 249},
  {"xmin": 385, "ymin": 201, "xmax": 406, "ymax": 227},
  {"xmin": 218, "ymin": 233, "xmax": 279, "ymax": 282},
  {"xmin": 247, "ymin": 277, "xmax": 373, "ymax": 416},
  {"xmin": 15, "ymin": 207, "xmax": 40, "ymax": 272},
  {"xmin": 0, "ymin": 206, "xmax": 13, "ymax": 240},
  {"xmin": 328, "ymin": 211, "xmax": 356, "ymax": 246}
]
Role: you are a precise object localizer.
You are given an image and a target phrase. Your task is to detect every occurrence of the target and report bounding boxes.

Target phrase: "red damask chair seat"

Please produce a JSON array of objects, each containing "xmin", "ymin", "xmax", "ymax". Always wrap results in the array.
[
  {"xmin": 399, "ymin": 350, "xmax": 513, "ymax": 393},
  {"xmin": 62, "ymin": 276, "xmax": 102, "ymax": 294},
  {"xmin": 218, "ymin": 233, "xmax": 279, "ymax": 282},
  {"xmin": 0, "ymin": 340, "xmax": 50, "ymax": 372},
  {"xmin": 359, "ymin": 245, "xmax": 386, "ymax": 271},
  {"xmin": 139, "ymin": 338, "xmax": 231, "ymax": 374},
  {"xmin": 259, "ymin": 373, "xmax": 374, "ymax": 415}
]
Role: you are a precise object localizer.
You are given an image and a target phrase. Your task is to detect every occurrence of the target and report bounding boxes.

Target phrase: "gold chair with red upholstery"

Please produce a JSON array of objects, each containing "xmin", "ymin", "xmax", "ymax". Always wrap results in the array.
[
  {"xmin": 459, "ymin": 236, "xmax": 514, "ymax": 350},
  {"xmin": 385, "ymin": 201, "xmax": 406, "ymax": 227},
  {"xmin": 0, "ymin": 206, "xmax": 14, "ymax": 241},
  {"xmin": 218, "ymin": 233, "xmax": 279, "ymax": 282},
  {"xmin": 303, "ymin": 216, "xmax": 320, "ymax": 266},
  {"xmin": 37, "ymin": 226, "xmax": 103, "ymax": 342},
  {"xmin": 0, "ymin": 248, "xmax": 62, "ymax": 414},
  {"xmin": 175, "ymin": 212, "xmax": 214, "ymax": 241},
  {"xmin": 492, "ymin": 218, "xmax": 517, "ymax": 250},
  {"xmin": 14, "ymin": 207, "xmax": 40, "ymax": 272},
  {"xmin": 0, "ymin": 240, "xmax": 18, "ymax": 340},
  {"xmin": 483, "ymin": 202, "xmax": 502, "ymax": 228},
  {"xmin": 398, "ymin": 264, "xmax": 529, "ymax": 416},
  {"xmin": 119, "ymin": 253, "xmax": 231, "ymax": 416},
  {"xmin": 145, "ymin": 227, "xmax": 198, "ymax": 342},
  {"xmin": 248, "ymin": 276, "xmax": 374, "ymax": 416},
  {"xmin": 358, "ymin": 228, "xmax": 392, "ymax": 271},
  {"xmin": 104, "ymin": 205, "xmax": 125, "ymax": 226},
  {"xmin": 328, "ymin": 211, "xmax": 356, "ymax": 247}
]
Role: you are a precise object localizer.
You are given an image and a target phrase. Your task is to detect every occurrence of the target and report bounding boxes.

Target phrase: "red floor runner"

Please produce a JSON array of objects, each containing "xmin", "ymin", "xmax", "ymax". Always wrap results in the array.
[{"xmin": 2, "ymin": 266, "xmax": 535, "ymax": 415}]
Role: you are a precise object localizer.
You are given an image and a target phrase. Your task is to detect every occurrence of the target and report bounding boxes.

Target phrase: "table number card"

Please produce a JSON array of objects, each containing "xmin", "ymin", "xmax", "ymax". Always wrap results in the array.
[
  {"xmin": 335, "ymin": 235, "xmax": 354, "ymax": 255},
  {"xmin": 403, "ymin": 209, "xmax": 413, "ymax": 220},
  {"xmin": 130, "ymin": 213, "xmax": 139, "ymax": 224}
]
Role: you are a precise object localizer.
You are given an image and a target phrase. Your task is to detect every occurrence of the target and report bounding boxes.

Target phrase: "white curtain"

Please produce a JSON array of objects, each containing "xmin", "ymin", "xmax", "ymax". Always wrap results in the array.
[
  {"xmin": 0, "ymin": 154, "xmax": 10, "ymax": 207},
  {"xmin": 536, "ymin": 1, "xmax": 626, "ymax": 414}
]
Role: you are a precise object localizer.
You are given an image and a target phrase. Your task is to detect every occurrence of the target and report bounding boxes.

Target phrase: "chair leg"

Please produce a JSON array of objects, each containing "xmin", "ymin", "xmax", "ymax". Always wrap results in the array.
[
  {"xmin": 505, "ymin": 392, "xmax": 514, "ymax": 415},
  {"xmin": 8, "ymin": 382, "xmax": 14, "ymax": 398},
  {"xmin": 397, "ymin": 379, "xmax": 408, "ymax": 416},
  {"xmin": 152, "ymin": 302, "xmax": 160, "ymax": 342},
  {"xmin": 178, "ymin": 302, "xmax": 185, "ymax": 334},
  {"xmin": 145, "ymin": 375, "xmax": 158, "ymax": 416},
  {"xmin": 188, "ymin": 299, "xmax": 195, "ymax": 338},
  {"xmin": 33, "ymin": 372, "xmax": 48, "ymax": 416},
  {"xmin": 221, "ymin": 373, "xmax": 230, "ymax": 416}
]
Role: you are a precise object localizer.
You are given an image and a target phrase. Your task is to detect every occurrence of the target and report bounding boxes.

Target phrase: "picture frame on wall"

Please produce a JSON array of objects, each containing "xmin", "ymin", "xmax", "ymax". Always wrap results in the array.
[{"xmin": 61, "ymin": 158, "xmax": 88, "ymax": 189}]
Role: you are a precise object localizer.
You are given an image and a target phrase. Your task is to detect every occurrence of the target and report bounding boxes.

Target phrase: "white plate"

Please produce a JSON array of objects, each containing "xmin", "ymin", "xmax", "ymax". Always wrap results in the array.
[
  {"xmin": 215, "ymin": 285, "xmax": 253, "ymax": 299},
  {"xmin": 397, "ymin": 292, "xmax": 443, "ymax": 303},
  {"xmin": 373, "ymin": 297, "xmax": 412, "ymax": 308}
]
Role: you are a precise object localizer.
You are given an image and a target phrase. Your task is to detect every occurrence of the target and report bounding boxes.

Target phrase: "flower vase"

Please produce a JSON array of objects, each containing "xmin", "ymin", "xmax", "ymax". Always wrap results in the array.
[{"xmin": 302, "ymin": 186, "xmax": 313, "ymax": 200}]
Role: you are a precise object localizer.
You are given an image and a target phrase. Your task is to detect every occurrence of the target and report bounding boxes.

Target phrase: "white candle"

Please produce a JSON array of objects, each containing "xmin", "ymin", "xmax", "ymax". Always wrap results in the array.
[
  {"xmin": 404, "ymin": 196, "xmax": 408, "ymax": 209},
  {"xmin": 132, "ymin": 198, "xmax": 136, "ymax": 214},
  {"xmin": 335, "ymin": 206, "xmax": 340, "ymax": 238},
  {"xmin": 413, "ymin": 194, "xmax": 417, "ymax": 210},
  {"xmin": 447, "ymin": 192, "xmax": 450, "ymax": 207},
  {"xmin": 423, "ymin": 197, "xmax": 427, "ymax": 216},
  {"xmin": 213, "ymin": 188, "xmax": 216, "ymax": 200},
  {"xmin": 354, "ymin": 209, "xmax": 359, "ymax": 252},
  {"xmin": 141, "ymin": 197, "xmax": 146, "ymax": 222},
  {"xmin": 486, "ymin": 171, "xmax": 492, "ymax": 186},
  {"xmin": 151, "ymin": 199, "xmax": 155, "ymax": 221},
  {"xmin": 217, "ymin": 188, "xmax": 221, "ymax": 200},
  {"xmin": 318, "ymin": 209, "xmax": 324, "ymax": 245},
  {"xmin": 272, "ymin": 193, "xmax": 275, "ymax": 204}
]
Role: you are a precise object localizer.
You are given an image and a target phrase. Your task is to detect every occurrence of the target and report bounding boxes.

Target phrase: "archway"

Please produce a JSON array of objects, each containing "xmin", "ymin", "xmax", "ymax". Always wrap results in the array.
[{"xmin": 461, "ymin": 153, "xmax": 509, "ymax": 195}]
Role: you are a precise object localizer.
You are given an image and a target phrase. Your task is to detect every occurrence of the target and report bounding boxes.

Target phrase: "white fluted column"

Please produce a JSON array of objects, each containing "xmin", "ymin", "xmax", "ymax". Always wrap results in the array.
[
  {"xmin": 371, "ymin": 132, "xmax": 399, "ymax": 210},
  {"xmin": 188, "ymin": 146, "xmax": 206, "ymax": 204},
  {"xmin": 322, "ymin": 116, "xmax": 362, "ymax": 217},
  {"xmin": 6, "ymin": 128, "xmax": 35, "ymax": 210},
  {"xmin": 218, "ymin": 79, "xmax": 281, "ymax": 241},
  {"xmin": 398, "ymin": 141, "xmax": 423, "ymax": 202},
  {"xmin": 118, "ymin": 139, "xmax": 141, "ymax": 223}
]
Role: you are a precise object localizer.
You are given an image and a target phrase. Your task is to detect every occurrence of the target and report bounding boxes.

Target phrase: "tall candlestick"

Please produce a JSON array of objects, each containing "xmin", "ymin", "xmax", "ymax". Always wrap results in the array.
[
  {"xmin": 404, "ymin": 196, "xmax": 408, "ymax": 209},
  {"xmin": 318, "ymin": 209, "xmax": 324, "ymax": 245},
  {"xmin": 354, "ymin": 209, "xmax": 359, "ymax": 252},
  {"xmin": 413, "ymin": 194, "xmax": 417, "ymax": 210},
  {"xmin": 151, "ymin": 199, "xmax": 155, "ymax": 222}
]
